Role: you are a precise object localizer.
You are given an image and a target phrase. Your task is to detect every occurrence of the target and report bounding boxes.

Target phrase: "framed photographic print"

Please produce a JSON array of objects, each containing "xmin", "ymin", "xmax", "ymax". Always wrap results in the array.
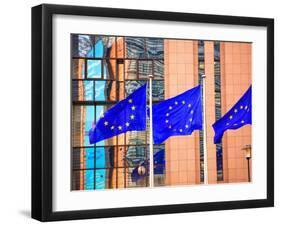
[{"xmin": 31, "ymin": 4, "xmax": 274, "ymax": 221}]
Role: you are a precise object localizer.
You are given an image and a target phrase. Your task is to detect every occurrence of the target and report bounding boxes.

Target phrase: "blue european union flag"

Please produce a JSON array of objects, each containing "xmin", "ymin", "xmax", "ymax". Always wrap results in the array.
[
  {"xmin": 212, "ymin": 85, "xmax": 252, "ymax": 144},
  {"xmin": 89, "ymin": 84, "xmax": 147, "ymax": 144},
  {"xmin": 131, "ymin": 149, "xmax": 165, "ymax": 182},
  {"xmin": 152, "ymin": 85, "xmax": 203, "ymax": 144}
]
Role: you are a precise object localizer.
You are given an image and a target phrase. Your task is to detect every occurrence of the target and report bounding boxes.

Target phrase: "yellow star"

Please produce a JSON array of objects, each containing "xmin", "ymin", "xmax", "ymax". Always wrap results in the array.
[
  {"xmin": 229, "ymin": 115, "xmax": 233, "ymax": 119},
  {"xmin": 185, "ymin": 125, "xmax": 189, "ymax": 128},
  {"xmin": 226, "ymin": 123, "xmax": 229, "ymax": 126},
  {"xmin": 240, "ymin": 105, "xmax": 243, "ymax": 109},
  {"xmin": 166, "ymin": 113, "xmax": 169, "ymax": 117},
  {"xmin": 126, "ymin": 122, "xmax": 130, "ymax": 127},
  {"xmin": 190, "ymin": 110, "xmax": 194, "ymax": 114},
  {"xmin": 165, "ymin": 120, "xmax": 169, "ymax": 123},
  {"xmin": 169, "ymin": 106, "xmax": 173, "ymax": 110},
  {"xmin": 189, "ymin": 118, "xmax": 192, "ymax": 122},
  {"xmin": 182, "ymin": 100, "xmax": 186, "ymax": 105},
  {"xmin": 241, "ymin": 120, "xmax": 245, "ymax": 123},
  {"xmin": 168, "ymin": 125, "xmax": 172, "ymax": 129},
  {"xmin": 188, "ymin": 104, "xmax": 191, "ymax": 108},
  {"xmin": 175, "ymin": 101, "xmax": 178, "ymax": 105},
  {"xmin": 179, "ymin": 129, "xmax": 183, "ymax": 132},
  {"xmin": 234, "ymin": 109, "xmax": 238, "ymax": 113},
  {"xmin": 130, "ymin": 114, "xmax": 135, "ymax": 120},
  {"xmin": 131, "ymin": 106, "xmax": 136, "ymax": 110},
  {"xmin": 118, "ymin": 126, "xmax": 122, "ymax": 130},
  {"xmin": 245, "ymin": 106, "xmax": 248, "ymax": 109},
  {"xmin": 104, "ymin": 121, "xmax": 108, "ymax": 126},
  {"xmin": 128, "ymin": 99, "xmax": 133, "ymax": 103},
  {"xmin": 110, "ymin": 126, "xmax": 115, "ymax": 130}
]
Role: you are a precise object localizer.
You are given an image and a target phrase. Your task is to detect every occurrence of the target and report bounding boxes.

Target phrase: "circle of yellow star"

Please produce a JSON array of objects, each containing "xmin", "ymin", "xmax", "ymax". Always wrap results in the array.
[
  {"xmin": 118, "ymin": 126, "xmax": 122, "ymax": 130},
  {"xmin": 104, "ymin": 121, "xmax": 108, "ymax": 126},
  {"xmin": 130, "ymin": 114, "xmax": 135, "ymax": 120},
  {"xmin": 126, "ymin": 122, "xmax": 130, "ymax": 127},
  {"xmin": 128, "ymin": 99, "xmax": 133, "ymax": 103},
  {"xmin": 131, "ymin": 106, "xmax": 136, "ymax": 110},
  {"xmin": 229, "ymin": 115, "xmax": 233, "ymax": 119}
]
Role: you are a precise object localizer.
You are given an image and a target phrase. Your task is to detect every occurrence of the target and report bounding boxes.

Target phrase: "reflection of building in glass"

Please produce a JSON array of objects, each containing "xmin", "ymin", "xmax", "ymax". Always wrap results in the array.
[{"xmin": 71, "ymin": 34, "xmax": 252, "ymax": 190}]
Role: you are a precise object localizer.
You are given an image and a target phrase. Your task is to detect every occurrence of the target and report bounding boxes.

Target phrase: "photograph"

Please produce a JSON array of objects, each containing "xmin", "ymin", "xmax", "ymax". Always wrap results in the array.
[{"xmin": 71, "ymin": 34, "xmax": 252, "ymax": 190}]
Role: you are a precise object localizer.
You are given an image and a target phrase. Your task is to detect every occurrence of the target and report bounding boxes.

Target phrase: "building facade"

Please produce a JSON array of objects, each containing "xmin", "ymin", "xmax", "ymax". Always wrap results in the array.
[{"xmin": 71, "ymin": 34, "xmax": 252, "ymax": 190}]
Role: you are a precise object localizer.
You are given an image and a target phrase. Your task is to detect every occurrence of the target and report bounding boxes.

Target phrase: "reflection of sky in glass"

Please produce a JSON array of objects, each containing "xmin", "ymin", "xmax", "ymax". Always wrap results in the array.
[
  {"xmin": 95, "ymin": 39, "xmax": 104, "ymax": 58},
  {"xmin": 87, "ymin": 60, "xmax": 102, "ymax": 78},
  {"xmin": 95, "ymin": 81, "xmax": 106, "ymax": 101},
  {"xmin": 84, "ymin": 81, "xmax": 93, "ymax": 101},
  {"xmin": 84, "ymin": 105, "xmax": 106, "ymax": 189}
]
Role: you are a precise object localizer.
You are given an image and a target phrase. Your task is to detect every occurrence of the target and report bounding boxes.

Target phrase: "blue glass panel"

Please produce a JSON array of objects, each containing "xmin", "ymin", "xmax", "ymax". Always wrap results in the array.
[
  {"xmin": 95, "ymin": 169, "xmax": 106, "ymax": 189},
  {"xmin": 152, "ymin": 80, "xmax": 164, "ymax": 101},
  {"xmin": 72, "ymin": 81, "xmax": 93, "ymax": 101},
  {"xmin": 85, "ymin": 169, "xmax": 94, "ymax": 190},
  {"xmin": 125, "ymin": 37, "xmax": 145, "ymax": 58},
  {"xmin": 87, "ymin": 60, "xmax": 102, "ymax": 78},
  {"xmin": 95, "ymin": 81, "xmax": 106, "ymax": 101},
  {"xmin": 138, "ymin": 60, "xmax": 152, "ymax": 79},
  {"xmin": 95, "ymin": 147, "xmax": 106, "ymax": 168},
  {"xmin": 95, "ymin": 36, "xmax": 116, "ymax": 58},
  {"xmin": 84, "ymin": 106, "xmax": 95, "ymax": 146},
  {"xmin": 146, "ymin": 38, "xmax": 164, "ymax": 58},
  {"xmin": 78, "ymin": 35, "xmax": 94, "ymax": 57},
  {"xmin": 154, "ymin": 60, "xmax": 164, "ymax": 79},
  {"xmin": 103, "ymin": 60, "xmax": 116, "ymax": 80}
]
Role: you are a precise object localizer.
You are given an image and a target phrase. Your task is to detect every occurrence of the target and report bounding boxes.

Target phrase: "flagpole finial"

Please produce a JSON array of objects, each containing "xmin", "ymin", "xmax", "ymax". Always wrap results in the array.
[
  {"xmin": 149, "ymin": 74, "xmax": 154, "ymax": 79},
  {"xmin": 201, "ymin": 74, "xmax": 206, "ymax": 78}
]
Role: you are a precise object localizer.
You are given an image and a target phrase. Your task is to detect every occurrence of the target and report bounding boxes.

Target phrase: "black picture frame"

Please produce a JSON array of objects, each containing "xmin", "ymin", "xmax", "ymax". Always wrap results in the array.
[{"xmin": 32, "ymin": 4, "xmax": 274, "ymax": 222}]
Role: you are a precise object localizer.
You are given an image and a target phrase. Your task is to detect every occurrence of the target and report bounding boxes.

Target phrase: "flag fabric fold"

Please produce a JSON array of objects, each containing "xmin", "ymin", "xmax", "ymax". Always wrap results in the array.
[
  {"xmin": 212, "ymin": 85, "xmax": 252, "ymax": 144},
  {"xmin": 89, "ymin": 84, "xmax": 147, "ymax": 144},
  {"xmin": 152, "ymin": 85, "xmax": 203, "ymax": 144},
  {"xmin": 131, "ymin": 149, "xmax": 165, "ymax": 182}
]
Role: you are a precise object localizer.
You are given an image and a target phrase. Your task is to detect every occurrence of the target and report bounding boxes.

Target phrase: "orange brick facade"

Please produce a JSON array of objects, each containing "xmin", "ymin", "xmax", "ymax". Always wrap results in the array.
[{"xmin": 164, "ymin": 40, "xmax": 252, "ymax": 185}]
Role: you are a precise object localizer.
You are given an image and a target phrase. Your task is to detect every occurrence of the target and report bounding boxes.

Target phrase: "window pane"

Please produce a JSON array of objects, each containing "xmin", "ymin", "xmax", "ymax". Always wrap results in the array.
[
  {"xmin": 126, "ymin": 145, "xmax": 147, "ymax": 167},
  {"xmin": 71, "ymin": 170, "xmax": 83, "ymax": 190},
  {"xmin": 125, "ymin": 37, "xmax": 145, "ymax": 58},
  {"xmin": 104, "ymin": 60, "xmax": 116, "ymax": 80},
  {"xmin": 152, "ymin": 80, "xmax": 164, "ymax": 101},
  {"xmin": 87, "ymin": 60, "xmax": 102, "ymax": 78},
  {"xmin": 72, "ymin": 81, "xmax": 94, "ymax": 101},
  {"xmin": 72, "ymin": 105, "xmax": 95, "ymax": 147},
  {"xmin": 72, "ymin": 34, "xmax": 94, "ymax": 57},
  {"xmin": 95, "ymin": 36, "xmax": 116, "ymax": 58},
  {"xmin": 95, "ymin": 169, "xmax": 107, "ymax": 189},
  {"xmin": 72, "ymin": 59, "xmax": 85, "ymax": 79},
  {"xmin": 95, "ymin": 81, "xmax": 117, "ymax": 101},
  {"xmin": 117, "ymin": 37, "xmax": 124, "ymax": 58},
  {"xmin": 125, "ymin": 80, "xmax": 146, "ymax": 97},
  {"xmin": 125, "ymin": 60, "xmax": 137, "ymax": 79},
  {"xmin": 146, "ymin": 38, "xmax": 164, "ymax": 58},
  {"xmin": 138, "ymin": 60, "xmax": 152, "ymax": 79},
  {"xmin": 127, "ymin": 167, "xmax": 148, "ymax": 188},
  {"xmin": 84, "ymin": 169, "xmax": 94, "ymax": 190},
  {"xmin": 154, "ymin": 60, "xmax": 164, "ymax": 79}
]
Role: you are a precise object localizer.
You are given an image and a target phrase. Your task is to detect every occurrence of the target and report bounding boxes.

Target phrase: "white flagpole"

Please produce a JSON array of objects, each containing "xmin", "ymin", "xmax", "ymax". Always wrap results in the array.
[
  {"xmin": 149, "ymin": 74, "xmax": 154, "ymax": 188},
  {"xmin": 202, "ymin": 74, "xmax": 208, "ymax": 184}
]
